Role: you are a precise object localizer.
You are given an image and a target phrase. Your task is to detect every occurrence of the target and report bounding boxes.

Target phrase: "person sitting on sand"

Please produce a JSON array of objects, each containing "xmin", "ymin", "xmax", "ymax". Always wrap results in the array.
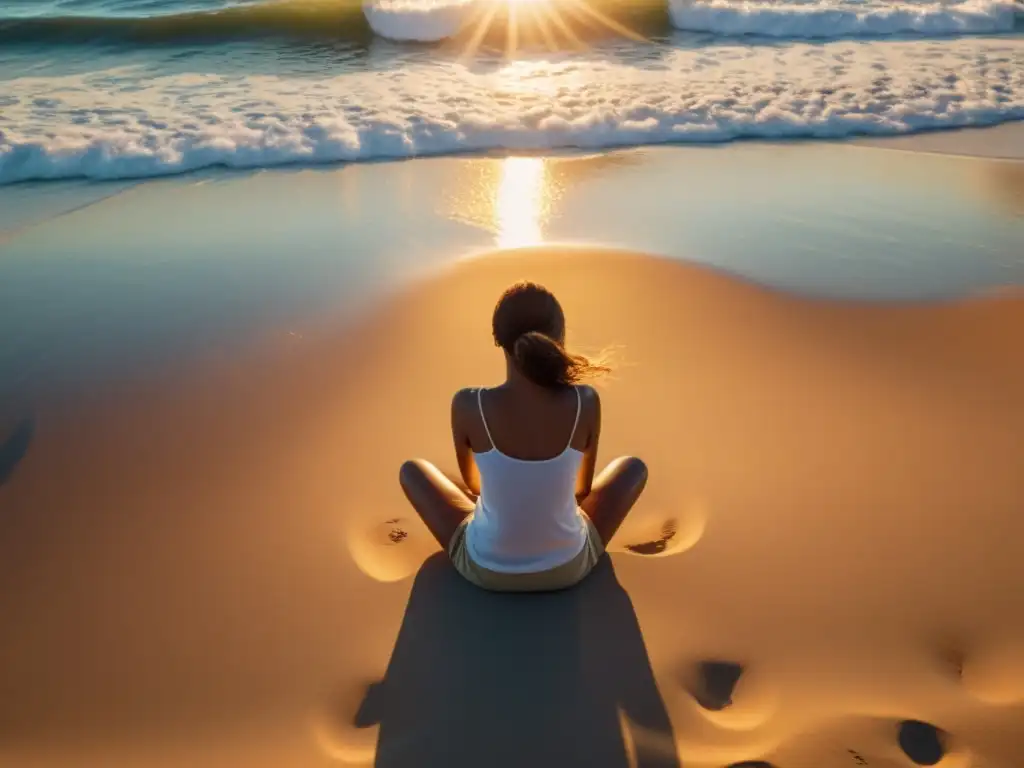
[{"xmin": 399, "ymin": 281, "xmax": 648, "ymax": 592}]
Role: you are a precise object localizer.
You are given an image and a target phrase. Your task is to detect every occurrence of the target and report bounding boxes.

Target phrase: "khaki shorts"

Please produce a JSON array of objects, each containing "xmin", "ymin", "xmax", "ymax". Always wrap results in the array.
[{"xmin": 448, "ymin": 515, "xmax": 605, "ymax": 592}]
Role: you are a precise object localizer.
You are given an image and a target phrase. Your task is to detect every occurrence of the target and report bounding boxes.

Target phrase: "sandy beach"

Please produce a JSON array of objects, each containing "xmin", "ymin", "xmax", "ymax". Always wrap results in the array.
[{"xmin": 1, "ymin": 133, "xmax": 1023, "ymax": 767}]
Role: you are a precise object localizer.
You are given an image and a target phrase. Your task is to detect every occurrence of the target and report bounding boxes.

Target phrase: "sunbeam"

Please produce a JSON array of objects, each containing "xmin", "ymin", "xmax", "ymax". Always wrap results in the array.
[{"xmin": 449, "ymin": 0, "xmax": 645, "ymax": 58}]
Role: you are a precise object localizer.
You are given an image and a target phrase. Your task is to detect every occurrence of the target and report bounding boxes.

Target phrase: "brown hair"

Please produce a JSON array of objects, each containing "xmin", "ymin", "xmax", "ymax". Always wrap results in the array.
[{"xmin": 492, "ymin": 282, "xmax": 609, "ymax": 389}]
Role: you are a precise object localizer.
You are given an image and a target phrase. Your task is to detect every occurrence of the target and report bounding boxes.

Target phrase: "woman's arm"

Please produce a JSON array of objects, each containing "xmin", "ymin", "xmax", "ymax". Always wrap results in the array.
[
  {"xmin": 575, "ymin": 386, "xmax": 601, "ymax": 504},
  {"xmin": 451, "ymin": 389, "xmax": 482, "ymax": 498}
]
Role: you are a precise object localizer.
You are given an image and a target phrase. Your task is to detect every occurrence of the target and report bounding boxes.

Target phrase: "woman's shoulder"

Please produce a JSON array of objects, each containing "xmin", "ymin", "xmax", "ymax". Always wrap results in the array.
[
  {"xmin": 452, "ymin": 387, "xmax": 480, "ymax": 408},
  {"xmin": 451, "ymin": 387, "xmax": 487, "ymax": 421},
  {"xmin": 573, "ymin": 385, "xmax": 600, "ymax": 433},
  {"xmin": 576, "ymin": 384, "xmax": 600, "ymax": 407}
]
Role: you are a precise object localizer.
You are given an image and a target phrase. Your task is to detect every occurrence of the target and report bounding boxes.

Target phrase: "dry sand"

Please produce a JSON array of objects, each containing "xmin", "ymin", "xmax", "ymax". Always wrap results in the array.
[{"xmin": 1, "ymin": 246, "xmax": 1023, "ymax": 767}]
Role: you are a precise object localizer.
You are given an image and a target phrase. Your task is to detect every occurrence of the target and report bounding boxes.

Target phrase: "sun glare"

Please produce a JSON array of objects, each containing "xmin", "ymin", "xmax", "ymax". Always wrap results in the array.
[
  {"xmin": 495, "ymin": 156, "xmax": 549, "ymax": 248},
  {"xmin": 453, "ymin": 0, "xmax": 645, "ymax": 61},
  {"xmin": 438, "ymin": 155, "xmax": 561, "ymax": 246}
]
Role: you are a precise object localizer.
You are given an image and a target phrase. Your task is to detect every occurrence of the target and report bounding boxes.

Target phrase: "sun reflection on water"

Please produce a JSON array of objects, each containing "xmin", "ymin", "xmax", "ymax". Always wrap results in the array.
[{"xmin": 495, "ymin": 156, "xmax": 549, "ymax": 248}]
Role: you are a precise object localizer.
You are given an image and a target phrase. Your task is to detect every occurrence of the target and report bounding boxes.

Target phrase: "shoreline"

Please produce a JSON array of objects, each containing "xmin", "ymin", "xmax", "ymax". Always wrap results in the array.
[
  {"xmin": 1, "ymin": 121, "xmax": 1021, "ymax": 253},
  {"xmin": 852, "ymin": 121, "xmax": 1024, "ymax": 161},
  {"xmin": 1, "ymin": 120, "xmax": 1022, "ymax": 211},
  {"xmin": 2, "ymin": 129, "xmax": 1021, "ymax": 407},
  {"xmin": 2, "ymin": 121, "xmax": 1022, "ymax": 249}
]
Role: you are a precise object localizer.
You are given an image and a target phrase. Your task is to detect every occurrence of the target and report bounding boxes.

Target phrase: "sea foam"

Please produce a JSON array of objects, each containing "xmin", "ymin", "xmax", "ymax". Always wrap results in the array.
[
  {"xmin": 362, "ymin": 0, "xmax": 477, "ymax": 41},
  {"xmin": 1, "ymin": 38, "xmax": 1022, "ymax": 184},
  {"xmin": 668, "ymin": 0, "xmax": 1020, "ymax": 38}
]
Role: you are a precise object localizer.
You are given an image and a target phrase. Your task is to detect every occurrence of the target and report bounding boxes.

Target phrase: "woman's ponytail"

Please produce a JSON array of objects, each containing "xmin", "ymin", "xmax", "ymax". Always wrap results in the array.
[
  {"xmin": 494, "ymin": 282, "xmax": 610, "ymax": 389},
  {"xmin": 513, "ymin": 331, "xmax": 607, "ymax": 388}
]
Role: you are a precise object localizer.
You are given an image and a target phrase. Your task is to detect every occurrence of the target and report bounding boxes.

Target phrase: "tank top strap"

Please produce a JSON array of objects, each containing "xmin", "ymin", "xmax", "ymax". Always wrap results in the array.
[
  {"xmin": 564, "ymin": 386, "xmax": 582, "ymax": 452},
  {"xmin": 477, "ymin": 387, "xmax": 496, "ymax": 450}
]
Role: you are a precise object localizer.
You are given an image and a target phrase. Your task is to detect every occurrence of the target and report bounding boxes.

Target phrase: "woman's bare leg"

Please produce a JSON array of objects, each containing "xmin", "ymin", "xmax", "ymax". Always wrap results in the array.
[
  {"xmin": 399, "ymin": 459, "xmax": 476, "ymax": 550},
  {"xmin": 580, "ymin": 456, "xmax": 649, "ymax": 547}
]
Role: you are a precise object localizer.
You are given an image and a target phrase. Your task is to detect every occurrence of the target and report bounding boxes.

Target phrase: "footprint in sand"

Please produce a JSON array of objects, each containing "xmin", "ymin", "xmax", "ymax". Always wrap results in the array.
[
  {"xmin": 685, "ymin": 660, "xmax": 745, "ymax": 711},
  {"xmin": 764, "ymin": 716, "xmax": 971, "ymax": 768},
  {"xmin": 347, "ymin": 517, "xmax": 437, "ymax": 583},
  {"xmin": 624, "ymin": 519, "xmax": 680, "ymax": 555},
  {"xmin": 679, "ymin": 659, "xmax": 778, "ymax": 731},
  {"xmin": 311, "ymin": 681, "xmax": 382, "ymax": 766},
  {"xmin": 933, "ymin": 635, "xmax": 1024, "ymax": 706},
  {"xmin": 613, "ymin": 503, "xmax": 707, "ymax": 558},
  {"xmin": 897, "ymin": 720, "xmax": 946, "ymax": 766},
  {"xmin": 379, "ymin": 518, "xmax": 410, "ymax": 545},
  {"xmin": 957, "ymin": 642, "xmax": 1024, "ymax": 706},
  {"xmin": 935, "ymin": 642, "xmax": 966, "ymax": 680}
]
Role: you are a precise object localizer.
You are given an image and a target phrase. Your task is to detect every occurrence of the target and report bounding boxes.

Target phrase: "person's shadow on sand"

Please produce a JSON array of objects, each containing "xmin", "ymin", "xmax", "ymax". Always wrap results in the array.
[{"xmin": 355, "ymin": 554, "xmax": 680, "ymax": 768}]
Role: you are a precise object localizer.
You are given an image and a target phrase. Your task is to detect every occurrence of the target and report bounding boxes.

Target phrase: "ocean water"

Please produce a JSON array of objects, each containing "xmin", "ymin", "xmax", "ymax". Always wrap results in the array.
[{"xmin": 0, "ymin": 0, "xmax": 1021, "ymax": 184}]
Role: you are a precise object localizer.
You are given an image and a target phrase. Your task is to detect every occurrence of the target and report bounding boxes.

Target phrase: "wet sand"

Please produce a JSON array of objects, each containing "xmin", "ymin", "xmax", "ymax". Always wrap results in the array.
[
  {"xmin": 854, "ymin": 122, "xmax": 1024, "ymax": 161},
  {"xmin": 1, "ymin": 136, "xmax": 1022, "ymax": 413},
  {"xmin": 2, "ymin": 243, "xmax": 1023, "ymax": 767}
]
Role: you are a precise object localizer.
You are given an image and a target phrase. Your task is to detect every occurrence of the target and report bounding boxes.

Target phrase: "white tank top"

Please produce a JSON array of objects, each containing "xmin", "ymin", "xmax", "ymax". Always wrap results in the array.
[{"xmin": 465, "ymin": 386, "xmax": 588, "ymax": 574}]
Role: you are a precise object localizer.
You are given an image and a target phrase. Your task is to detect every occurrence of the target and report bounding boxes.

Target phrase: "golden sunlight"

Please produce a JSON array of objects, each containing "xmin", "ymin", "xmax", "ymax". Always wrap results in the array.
[
  {"xmin": 455, "ymin": 0, "xmax": 644, "ymax": 61},
  {"xmin": 436, "ymin": 155, "xmax": 560, "ymax": 247},
  {"xmin": 495, "ymin": 156, "xmax": 549, "ymax": 248}
]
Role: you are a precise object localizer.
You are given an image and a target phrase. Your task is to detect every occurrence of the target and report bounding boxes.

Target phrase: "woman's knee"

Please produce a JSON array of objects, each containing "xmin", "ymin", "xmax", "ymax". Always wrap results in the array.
[
  {"xmin": 611, "ymin": 457, "xmax": 648, "ymax": 499},
  {"xmin": 612, "ymin": 456, "xmax": 648, "ymax": 486},
  {"xmin": 398, "ymin": 458, "xmax": 432, "ymax": 490}
]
